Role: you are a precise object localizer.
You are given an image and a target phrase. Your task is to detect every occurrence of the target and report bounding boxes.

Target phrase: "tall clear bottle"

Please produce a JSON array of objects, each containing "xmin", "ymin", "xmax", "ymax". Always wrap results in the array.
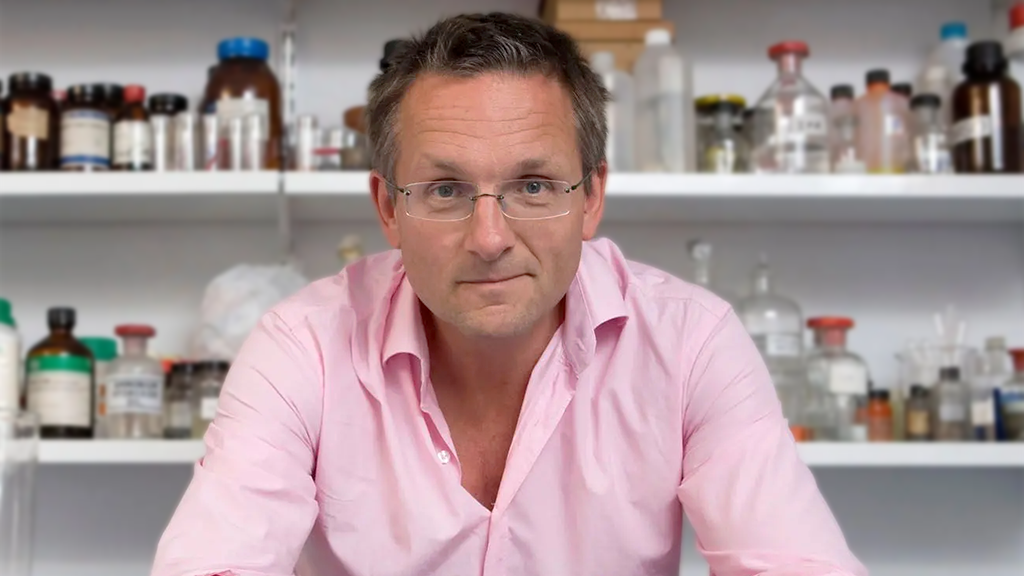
[
  {"xmin": 105, "ymin": 325, "xmax": 164, "ymax": 439},
  {"xmin": 591, "ymin": 52, "xmax": 635, "ymax": 172},
  {"xmin": 805, "ymin": 317, "xmax": 869, "ymax": 442},
  {"xmin": 751, "ymin": 41, "xmax": 830, "ymax": 173},
  {"xmin": 634, "ymin": 28, "xmax": 693, "ymax": 172},
  {"xmin": 970, "ymin": 337, "xmax": 1004, "ymax": 441},
  {"xmin": 1001, "ymin": 348, "xmax": 1024, "ymax": 440},
  {"xmin": 856, "ymin": 69, "xmax": 911, "ymax": 173},
  {"xmin": 909, "ymin": 93, "xmax": 953, "ymax": 173},
  {"xmin": 829, "ymin": 84, "xmax": 864, "ymax": 173},
  {"xmin": 737, "ymin": 257, "xmax": 804, "ymax": 378}
]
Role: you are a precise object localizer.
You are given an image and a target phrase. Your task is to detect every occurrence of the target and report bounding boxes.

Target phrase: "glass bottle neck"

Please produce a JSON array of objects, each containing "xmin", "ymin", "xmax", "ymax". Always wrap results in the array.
[
  {"xmin": 813, "ymin": 329, "xmax": 848, "ymax": 350},
  {"xmin": 775, "ymin": 53, "xmax": 804, "ymax": 77},
  {"xmin": 48, "ymin": 326, "xmax": 72, "ymax": 337},
  {"xmin": 753, "ymin": 267, "xmax": 772, "ymax": 294},
  {"xmin": 122, "ymin": 336, "xmax": 149, "ymax": 356}
]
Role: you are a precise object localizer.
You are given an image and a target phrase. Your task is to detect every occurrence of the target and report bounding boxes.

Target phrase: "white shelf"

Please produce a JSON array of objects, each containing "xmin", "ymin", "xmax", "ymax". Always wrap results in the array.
[
  {"xmin": 0, "ymin": 172, "xmax": 281, "ymax": 224},
  {"xmin": 35, "ymin": 439, "xmax": 1024, "ymax": 467},
  {"xmin": 284, "ymin": 172, "xmax": 1024, "ymax": 224}
]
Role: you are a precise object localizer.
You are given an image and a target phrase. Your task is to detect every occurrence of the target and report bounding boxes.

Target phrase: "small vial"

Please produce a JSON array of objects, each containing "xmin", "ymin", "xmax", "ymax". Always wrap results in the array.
[
  {"xmin": 294, "ymin": 115, "xmax": 320, "ymax": 171},
  {"xmin": 933, "ymin": 366, "xmax": 970, "ymax": 441},
  {"xmin": 174, "ymin": 112, "xmax": 199, "ymax": 171},
  {"xmin": 904, "ymin": 384, "xmax": 932, "ymax": 441},
  {"xmin": 910, "ymin": 94, "xmax": 953, "ymax": 173},
  {"xmin": 201, "ymin": 114, "xmax": 221, "ymax": 170}
]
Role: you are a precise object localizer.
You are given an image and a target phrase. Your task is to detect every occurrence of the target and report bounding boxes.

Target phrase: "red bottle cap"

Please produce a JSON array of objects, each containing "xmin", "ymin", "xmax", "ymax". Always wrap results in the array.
[
  {"xmin": 124, "ymin": 84, "xmax": 146, "ymax": 104},
  {"xmin": 1009, "ymin": 348, "xmax": 1024, "ymax": 371},
  {"xmin": 1011, "ymin": 3, "xmax": 1024, "ymax": 29},
  {"xmin": 115, "ymin": 324, "xmax": 156, "ymax": 338},
  {"xmin": 768, "ymin": 41, "xmax": 810, "ymax": 59},
  {"xmin": 807, "ymin": 316, "xmax": 854, "ymax": 329}
]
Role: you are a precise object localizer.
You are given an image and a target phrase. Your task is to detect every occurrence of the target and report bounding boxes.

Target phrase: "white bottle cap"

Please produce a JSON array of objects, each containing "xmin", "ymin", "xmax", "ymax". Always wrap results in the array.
[
  {"xmin": 590, "ymin": 51, "xmax": 616, "ymax": 72},
  {"xmin": 645, "ymin": 29, "xmax": 671, "ymax": 46}
]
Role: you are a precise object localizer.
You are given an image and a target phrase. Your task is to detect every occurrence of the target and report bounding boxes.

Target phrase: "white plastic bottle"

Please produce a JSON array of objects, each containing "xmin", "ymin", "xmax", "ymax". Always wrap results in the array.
[
  {"xmin": 0, "ymin": 299, "xmax": 21, "ymax": 412},
  {"xmin": 590, "ymin": 51, "xmax": 636, "ymax": 172},
  {"xmin": 634, "ymin": 28, "xmax": 693, "ymax": 172},
  {"xmin": 917, "ymin": 21, "xmax": 970, "ymax": 121}
]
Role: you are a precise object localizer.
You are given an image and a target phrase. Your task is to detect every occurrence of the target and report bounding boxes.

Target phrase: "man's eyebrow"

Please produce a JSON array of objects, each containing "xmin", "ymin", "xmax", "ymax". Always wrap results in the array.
[{"xmin": 420, "ymin": 157, "xmax": 555, "ymax": 179}]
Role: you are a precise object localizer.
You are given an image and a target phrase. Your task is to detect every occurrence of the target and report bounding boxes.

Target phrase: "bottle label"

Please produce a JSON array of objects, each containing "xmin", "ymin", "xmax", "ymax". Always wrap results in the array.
[
  {"xmin": 763, "ymin": 334, "xmax": 801, "ymax": 357},
  {"xmin": 1002, "ymin": 391, "xmax": 1024, "ymax": 414},
  {"xmin": 107, "ymin": 374, "xmax": 163, "ymax": 415},
  {"xmin": 779, "ymin": 114, "xmax": 828, "ymax": 140},
  {"xmin": 596, "ymin": 0, "xmax": 638, "ymax": 19},
  {"xmin": 971, "ymin": 396, "xmax": 996, "ymax": 426},
  {"xmin": 61, "ymin": 109, "xmax": 110, "ymax": 168},
  {"xmin": 907, "ymin": 410, "xmax": 930, "ymax": 435},
  {"xmin": 951, "ymin": 115, "xmax": 994, "ymax": 145},
  {"xmin": 827, "ymin": 364, "xmax": 868, "ymax": 395},
  {"xmin": 168, "ymin": 401, "xmax": 193, "ymax": 429},
  {"xmin": 939, "ymin": 402, "xmax": 966, "ymax": 423},
  {"xmin": 883, "ymin": 114, "xmax": 907, "ymax": 136},
  {"xmin": 216, "ymin": 98, "xmax": 269, "ymax": 131},
  {"xmin": 114, "ymin": 120, "xmax": 152, "ymax": 166},
  {"xmin": 8, "ymin": 106, "xmax": 49, "ymax": 139},
  {"xmin": 27, "ymin": 356, "xmax": 92, "ymax": 428},
  {"xmin": 201, "ymin": 396, "xmax": 219, "ymax": 421}
]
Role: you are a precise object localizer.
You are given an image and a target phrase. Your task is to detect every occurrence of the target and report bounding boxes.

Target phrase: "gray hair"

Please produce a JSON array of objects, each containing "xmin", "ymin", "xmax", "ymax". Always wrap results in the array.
[{"xmin": 367, "ymin": 13, "xmax": 609, "ymax": 192}]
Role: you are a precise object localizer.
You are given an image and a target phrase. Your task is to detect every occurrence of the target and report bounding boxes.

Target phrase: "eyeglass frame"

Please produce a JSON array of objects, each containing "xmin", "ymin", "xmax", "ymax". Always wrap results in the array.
[{"xmin": 381, "ymin": 171, "xmax": 593, "ymax": 222}]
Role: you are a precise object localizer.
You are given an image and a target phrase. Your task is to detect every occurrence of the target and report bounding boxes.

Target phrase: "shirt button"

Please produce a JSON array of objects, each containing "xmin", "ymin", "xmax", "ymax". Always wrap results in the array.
[{"xmin": 437, "ymin": 450, "xmax": 451, "ymax": 464}]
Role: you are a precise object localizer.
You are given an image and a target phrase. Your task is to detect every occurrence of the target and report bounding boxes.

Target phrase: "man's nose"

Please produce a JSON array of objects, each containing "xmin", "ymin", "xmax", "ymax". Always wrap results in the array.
[{"xmin": 463, "ymin": 194, "xmax": 515, "ymax": 262}]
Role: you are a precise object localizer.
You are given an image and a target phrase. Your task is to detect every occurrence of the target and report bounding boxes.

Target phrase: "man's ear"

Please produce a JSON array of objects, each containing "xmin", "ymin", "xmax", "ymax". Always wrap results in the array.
[
  {"xmin": 370, "ymin": 171, "xmax": 402, "ymax": 249},
  {"xmin": 582, "ymin": 161, "xmax": 607, "ymax": 241}
]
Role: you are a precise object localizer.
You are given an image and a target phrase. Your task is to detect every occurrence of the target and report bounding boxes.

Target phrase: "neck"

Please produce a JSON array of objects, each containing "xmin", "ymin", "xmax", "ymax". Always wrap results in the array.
[{"xmin": 424, "ymin": 301, "xmax": 564, "ymax": 419}]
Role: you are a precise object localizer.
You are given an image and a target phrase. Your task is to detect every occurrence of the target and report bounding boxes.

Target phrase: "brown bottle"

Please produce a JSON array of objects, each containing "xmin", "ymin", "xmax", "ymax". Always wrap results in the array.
[
  {"xmin": 4, "ymin": 72, "xmax": 60, "ymax": 171},
  {"xmin": 25, "ymin": 307, "xmax": 95, "ymax": 439},
  {"xmin": 114, "ymin": 85, "xmax": 152, "ymax": 171},
  {"xmin": 951, "ymin": 41, "xmax": 1023, "ymax": 173},
  {"xmin": 201, "ymin": 37, "xmax": 282, "ymax": 169}
]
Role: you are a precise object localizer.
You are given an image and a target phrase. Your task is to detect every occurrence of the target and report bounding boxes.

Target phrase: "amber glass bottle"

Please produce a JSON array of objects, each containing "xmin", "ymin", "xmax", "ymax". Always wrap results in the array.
[
  {"xmin": 25, "ymin": 307, "xmax": 95, "ymax": 439},
  {"xmin": 4, "ymin": 72, "xmax": 60, "ymax": 171},
  {"xmin": 114, "ymin": 85, "xmax": 152, "ymax": 171},
  {"xmin": 951, "ymin": 41, "xmax": 1023, "ymax": 172}
]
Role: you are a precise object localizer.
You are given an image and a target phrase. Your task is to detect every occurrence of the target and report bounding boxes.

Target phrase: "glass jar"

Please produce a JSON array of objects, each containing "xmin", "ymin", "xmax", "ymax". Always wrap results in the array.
[
  {"xmin": 61, "ymin": 84, "xmax": 111, "ymax": 171},
  {"xmin": 829, "ymin": 84, "xmax": 864, "ymax": 173},
  {"xmin": 4, "ymin": 72, "xmax": 59, "ymax": 171},
  {"xmin": 904, "ymin": 384, "xmax": 932, "ymax": 441},
  {"xmin": 737, "ymin": 257, "xmax": 803, "ymax": 374},
  {"xmin": 193, "ymin": 360, "xmax": 229, "ymax": 438},
  {"xmin": 909, "ymin": 93, "xmax": 953, "ymax": 173},
  {"xmin": 113, "ymin": 84, "xmax": 151, "ymax": 171},
  {"xmin": 805, "ymin": 316, "xmax": 869, "ymax": 442},
  {"xmin": 932, "ymin": 366, "xmax": 970, "ymax": 441},
  {"xmin": 751, "ymin": 41, "xmax": 830, "ymax": 173},
  {"xmin": 698, "ymin": 96, "xmax": 749, "ymax": 173},
  {"xmin": 951, "ymin": 41, "xmax": 1023, "ymax": 173},
  {"xmin": 105, "ymin": 325, "xmax": 163, "ymax": 439},
  {"xmin": 148, "ymin": 93, "xmax": 188, "ymax": 172},
  {"xmin": 165, "ymin": 362, "xmax": 197, "ymax": 439},
  {"xmin": 201, "ymin": 37, "xmax": 283, "ymax": 170},
  {"xmin": 79, "ymin": 336, "xmax": 117, "ymax": 439}
]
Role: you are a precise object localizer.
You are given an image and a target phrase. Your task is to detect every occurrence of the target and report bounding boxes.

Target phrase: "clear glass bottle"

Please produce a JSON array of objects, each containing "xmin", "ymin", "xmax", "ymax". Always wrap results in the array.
[
  {"xmin": 909, "ymin": 93, "xmax": 953, "ymax": 173},
  {"xmin": 590, "ymin": 51, "xmax": 635, "ymax": 172},
  {"xmin": 751, "ymin": 41, "xmax": 830, "ymax": 174},
  {"xmin": 1001, "ymin": 348, "xmax": 1024, "ymax": 441},
  {"xmin": 165, "ymin": 362, "xmax": 197, "ymax": 439},
  {"xmin": 634, "ymin": 28, "xmax": 693, "ymax": 172},
  {"xmin": 105, "ymin": 325, "xmax": 164, "ymax": 439},
  {"xmin": 699, "ymin": 97, "xmax": 749, "ymax": 173},
  {"xmin": 686, "ymin": 239, "xmax": 737, "ymax": 306},
  {"xmin": 805, "ymin": 317, "xmax": 869, "ymax": 442},
  {"xmin": 972, "ymin": 336, "xmax": 1007, "ymax": 441},
  {"xmin": 904, "ymin": 384, "xmax": 932, "ymax": 441},
  {"xmin": 193, "ymin": 360, "xmax": 230, "ymax": 438},
  {"xmin": 856, "ymin": 69, "xmax": 911, "ymax": 173},
  {"xmin": 932, "ymin": 366, "xmax": 970, "ymax": 441},
  {"xmin": 736, "ymin": 257, "xmax": 806, "ymax": 391},
  {"xmin": 829, "ymin": 84, "xmax": 864, "ymax": 173},
  {"xmin": 79, "ymin": 336, "xmax": 117, "ymax": 439}
]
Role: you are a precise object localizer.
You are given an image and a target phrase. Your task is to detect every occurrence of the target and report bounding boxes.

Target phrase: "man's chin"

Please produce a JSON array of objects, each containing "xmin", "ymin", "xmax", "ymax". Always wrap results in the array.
[{"xmin": 455, "ymin": 307, "xmax": 534, "ymax": 340}]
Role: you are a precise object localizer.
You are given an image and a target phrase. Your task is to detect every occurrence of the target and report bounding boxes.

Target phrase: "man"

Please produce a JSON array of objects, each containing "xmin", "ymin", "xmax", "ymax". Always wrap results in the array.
[{"xmin": 152, "ymin": 13, "xmax": 866, "ymax": 576}]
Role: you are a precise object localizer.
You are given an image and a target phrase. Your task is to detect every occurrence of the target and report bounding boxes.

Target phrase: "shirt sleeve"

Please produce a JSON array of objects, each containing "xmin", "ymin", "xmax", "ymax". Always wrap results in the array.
[
  {"xmin": 676, "ymin": 310, "xmax": 868, "ymax": 576},
  {"xmin": 151, "ymin": 311, "xmax": 323, "ymax": 576}
]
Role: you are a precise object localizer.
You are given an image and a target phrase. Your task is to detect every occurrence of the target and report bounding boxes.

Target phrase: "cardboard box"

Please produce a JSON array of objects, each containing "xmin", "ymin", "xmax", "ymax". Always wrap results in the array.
[
  {"xmin": 577, "ymin": 41, "xmax": 647, "ymax": 72},
  {"xmin": 554, "ymin": 19, "xmax": 674, "ymax": 42},
  {"xmin": 541, "ymin": 0, "xmax": 663, "ymax": 22}
]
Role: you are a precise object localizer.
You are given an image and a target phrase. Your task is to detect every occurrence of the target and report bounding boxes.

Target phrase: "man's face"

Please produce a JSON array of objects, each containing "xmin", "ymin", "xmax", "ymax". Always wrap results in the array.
[{"xmin": 372, "ymin": 72, "xmax": 605, "ymax": 339}]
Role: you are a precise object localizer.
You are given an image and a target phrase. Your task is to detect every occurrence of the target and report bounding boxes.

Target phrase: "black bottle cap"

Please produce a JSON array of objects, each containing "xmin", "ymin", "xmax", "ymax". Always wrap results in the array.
[
  {"xmin": 66, "ymin": 84, "xmax": 105, "ymax": 105},
  {"xmin": 171, "ymin": 361, "xmax": 200, "ymax": 375},
  {"xmin": 47, "ymin": 307, "xmax": 76, "ymax": 330},
  {"xmin": 198, "ymin": 360, "xmax": 231, "ymax": 373},
  {"xmin": 830, "ymin": 84, "xmax": 854, "ymax": 100},
  {"xmin": 963, "ymin": 41, "xmax": 1006, "ymax": 74},
  {"xmin": 380, "ymin": 39, "xmax": 409, "ymax": 72},
  {"xmin": 865, "ymin": 69, "xmax": 890, "ymax": 85},
  {"xmin": 909, "ymin": 384, "xmax": 929, "ymax": 397},
  {"xmin": 869, "ymin": 389, "xmax": 890, "ymax": 401},
  {"xmin": 892, "ymin": 83, "xmax": 913, "ymax": 97},
  {"xmin": 911, "ymin": 93, "xmax": 941, "ymax": 109},
  {"xmin": 939, "ymin": 366, "xmax": 961, "ymax": 381},
  {"xmin": 149, "ymin": 93, "xmax": 189, "ymax": 114},
  {"xmin": 8, "ymin": 72, "xmax": 53, "ymax": 93},
  {"xmin": 96, "ymin": 83, "xmax": 125, "ymax": 106}
]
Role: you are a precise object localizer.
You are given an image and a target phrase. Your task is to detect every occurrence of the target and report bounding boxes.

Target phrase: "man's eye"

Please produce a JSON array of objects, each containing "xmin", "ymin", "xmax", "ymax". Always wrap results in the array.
[
  {"xmin": 431, "ymin": 185, "xmax": 456, "ymax": 198},
  {"xmin": 523, "ymin": 180, "xmax": 551, "ymax": 194}
]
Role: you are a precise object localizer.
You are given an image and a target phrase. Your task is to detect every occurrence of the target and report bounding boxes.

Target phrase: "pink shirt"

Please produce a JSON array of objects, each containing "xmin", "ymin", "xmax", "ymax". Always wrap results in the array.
[{"xmin": 152, "ymin": 238, "xmax": 866, "ymax": 576}]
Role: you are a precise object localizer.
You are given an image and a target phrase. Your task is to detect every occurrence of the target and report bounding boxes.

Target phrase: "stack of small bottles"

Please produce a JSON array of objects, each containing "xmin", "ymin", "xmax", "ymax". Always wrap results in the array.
[{"xmin": 687, "ymin": 241, "xmax": 1024, "ymax": 443}]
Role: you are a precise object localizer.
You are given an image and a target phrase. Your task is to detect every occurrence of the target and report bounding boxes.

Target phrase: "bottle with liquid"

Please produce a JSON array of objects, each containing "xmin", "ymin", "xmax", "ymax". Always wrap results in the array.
[
  {"xmin": 698, "ymin": 97, "xmax": 749, "ymax": 173},
  {"xmin": 104, "ymin": 325, "xmax": 164, "ymax": 439},
  {"xmin": 0, "ymin": 299, "xmax": 20, "ymax": 412},
  {"xmin": 591, "ymin": 51, "xmax": 635, "ymax": 172},
  {"xmin": 79, "ymin": 336, "xmax": 117, "ymax": 439},
  {"xmin": 909, "ymin": 93, "xmax": 953, "ymax": 173},
  {"xmin": 634, "ymin": 28, "xmax": 692, "ymax": 172},
  {"xmin": 905, "ymin": 384, "xmax": 932, "ymax": 441},
  {"xmin": 918, "ymin": 21, "xmax": 970, "ymax": 122},
  {"xmin": 951, "ymin": 41, "xmax": 1023, "ymax": 172},
  {"xmin": 856, "ymin": 69, "xmax": 911, "ymax": 173},
  {"xmin": 751, "ymin": 41, "xmax": 830, "ymax": 173},
  {"xmin": 867, "ymin": 389, "xmax": 893, "ymax": 442},
  {"xmin": 113, "ymin": 85, "xmax": 152, "ymax": 171},
  {"xmin": 1007, "ymin": 3, "xmax": 1024, "ymax": 153},
  {"xmin": 25, "ymin": 307, "xmax": 94, "ymax": 439},
  {"xmin": 1001, "ymin": 348, "xmax": 1024, "ymax": 440},
  {"xmin": 805, "ymin": 317, "xmax": 869, "ymax": 442},
  {"xmin": 829, "ymin": 84, "xmax": 864, "ymax": 172},
  {"xmin": 932, "ymin": 366, "xmax": 970, "ymax": 441}
]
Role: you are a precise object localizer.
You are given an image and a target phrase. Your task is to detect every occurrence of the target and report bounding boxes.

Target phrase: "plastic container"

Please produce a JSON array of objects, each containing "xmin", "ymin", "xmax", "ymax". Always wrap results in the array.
[
  {"xmin": 751, "ymin": 41, "xmax": 830, "ymax": 173},
  {"xmin": 113, "ymin": 85, "xmax": 151, "ymax": 171},
  {"xmin": 917, "ymin": 21, "xmax": 970, "ymax": 122},
  {"xmin": 0, "ymin": 300, "xmax": 19, "ymax": 412},
  {"xmin": 25, "ymin": 308, "xmax": 94, "ymax": 438},
  {"xmin": 951, "ymin": 41, "xmax": 1022, "ymax": 172},
  {"xmin": 105, "ymin": 325, "xmax": 164, "ymax": 439},
  {"xmin": 0, "ymin": 409, "xmax": 38, "ymax": 576},
  {"xmin": 80, "ymin": 337, "xmax": 117, "ymax": 439},
  {"xmin": 634, "ymin": 28, "xmax": 692, "ymax": 172},
  {"xmin": 829, "ymin": 84, "xmax": 864, "ymax": 173},
  {"xmin": 201, "ymin": 37, "xmax": 282, "ymax": 169},
  {"xmin": 3, "ymin": 73, "xmax": 59, "ymax": 171},
  {"xmin": 590, "ymin": 51, "xmax": 635, "ymax": 172},
  {"xmin": 909, "ymin": 93, "xmax": 953, "ymax": 173},
  {"xmin": 805, "ymin": 316, "xmax": 869, "ymax": 442},
  {"xmin": 855, "ymin": 69, "xmax": 911, "ymax": 173}
]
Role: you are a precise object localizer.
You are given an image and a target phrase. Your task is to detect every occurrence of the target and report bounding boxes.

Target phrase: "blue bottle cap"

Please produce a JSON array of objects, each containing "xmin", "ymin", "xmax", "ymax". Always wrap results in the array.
[
  {"xmin": 940, "ymin": 22, "xmax": 967, "ymax": 41},
  {"xmin": 217, "ymin": 37, "xmax": 270, "ymax": 61}
]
